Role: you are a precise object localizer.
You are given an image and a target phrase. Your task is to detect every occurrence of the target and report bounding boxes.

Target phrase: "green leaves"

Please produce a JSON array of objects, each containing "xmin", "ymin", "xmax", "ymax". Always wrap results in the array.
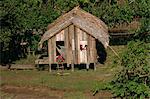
[
  {"xmin": 110, "ymin": 41, "xmax": 150, "ymax": 98},
  {"xmin": 0, "ymin": 29, "xmax": 11, "ymax": 51}
]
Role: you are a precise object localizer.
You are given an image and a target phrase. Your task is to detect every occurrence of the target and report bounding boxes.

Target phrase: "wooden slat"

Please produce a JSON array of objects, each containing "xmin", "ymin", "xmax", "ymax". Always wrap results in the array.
[
  {"xmin": 69, "ymin": 25, "xmax": 74, "ymax": 71},
  {"xmin": 82, "ymin": 30, "xmax": 87, "ymax": 63},
  {"xmin": 91, "ymin": 36, "xmax": 95, "ymax": 63},
  {"xmin": 79, "ymin": 29, "xmax": 83, "ymax": 63},
  {"xmin": 68, "ymin": 25, "xmax": 73, "ymax": 64},
  {"xmin": 92, "ymin": 37, "xmax": 96, "ymax": 63},
  {"xmin": 56, "ymin": 30, "xmax": 64, "ymax": 41},
  {"xmin": 65, "ymin": 26, "xmax": 72, "ymax": 64},
  {"xmin": 48, "ymin": 38, "xmax": 52, "ymax": 72},
  {"xmin": 64, "ymin": 27, "xmax": 69, "ymax": 64},
  {"xmin": 82, "ymin": 30, "xmax": 87, "ymax": 41},
  {"xmin": 87, "ymin": 34, "xmax": 90, "ymax": 64},
  {"xmin": 88, "ymin": 35, "xmax": 93, "ymax": 63},
  {"xmin": 92, "ymin": 38, "xmax": 97, "ymax": 71},
  {"xmin": 71, "ymin": 25, "xmax": 75, "ymax": 61},
  {"xmin": 79, "ymin": 29, "xmax": 88, "ymax": 63},
  {"xmin": 50, "ymin": 38, "xmax": 54, "ymax": 63},
  {"xmin": 53, "ymin": 36, "xmax": 56, "ymax": 63},
  {"xmin": 74, "ymin": 26, "xmax": 78, "ymax": 64}
]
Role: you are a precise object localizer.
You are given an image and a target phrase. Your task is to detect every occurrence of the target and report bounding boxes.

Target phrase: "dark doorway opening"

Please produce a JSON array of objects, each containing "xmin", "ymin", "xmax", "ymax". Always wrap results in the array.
[{"xmin": 96, "ymin": 39, "xmax": 107, "ymax": 64}]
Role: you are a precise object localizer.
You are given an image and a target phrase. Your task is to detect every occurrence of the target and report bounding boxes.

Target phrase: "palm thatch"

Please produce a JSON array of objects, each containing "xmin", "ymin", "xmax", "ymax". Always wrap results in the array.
[{"xmin": 39, "ymin": 6, "xmax": 109, "ymax": 48}]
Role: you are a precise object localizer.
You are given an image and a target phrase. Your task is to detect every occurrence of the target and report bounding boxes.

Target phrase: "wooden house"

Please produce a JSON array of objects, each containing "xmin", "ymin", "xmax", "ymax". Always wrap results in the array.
[{"xmin": 37, "ymin": 7, "xmax": 109, "ymax": 71}]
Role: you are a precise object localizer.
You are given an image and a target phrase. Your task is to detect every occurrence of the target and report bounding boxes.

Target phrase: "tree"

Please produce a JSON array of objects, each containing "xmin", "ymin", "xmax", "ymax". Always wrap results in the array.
[{"xmin": 1, "ymin": 0, "xmax": 149, "ymax": 64}]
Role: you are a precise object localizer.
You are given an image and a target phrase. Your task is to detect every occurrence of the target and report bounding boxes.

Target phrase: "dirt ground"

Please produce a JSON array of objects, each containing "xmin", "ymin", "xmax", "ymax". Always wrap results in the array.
[{"xmin": 0, "ymin": 84, "xmax": 112, "ymax": 99}]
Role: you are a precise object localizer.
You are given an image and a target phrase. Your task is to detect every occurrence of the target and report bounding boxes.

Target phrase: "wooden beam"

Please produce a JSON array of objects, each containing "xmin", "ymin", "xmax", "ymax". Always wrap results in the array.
[
  {"xmin": 92, "ymin": 37, "xmax": 96, "ymax": 62},
  {"xmin": 48, "ymin": 39, "xmax": 52, "ymax": 72},
  {"xmin": 91, "ymin": 37, "xmax": 96, "ymax": 71},
  {"xmin": 53, "ymin": 36, "xmax": 56, "ymax": 63},
  {"xmin": 89, "ymin": 35, "xmax": 93, "ymax": 63},
  {"xmin": 69, "ymin": 24, "xmax": 74, "ymax": 71},
  {"xmin": 82, "ymin": 30, "xmax": 87, "ymax": 63},
  {"xmin": 74, "ymin": 26, "xmax": 79, "ymax": 64},
  {"xmin": 65, "ymin": 26, "xmax": 72, "ymax": 68},
  {"xmin": 87, "ymin": 34, "xmax": 91, "ymax": 68}
]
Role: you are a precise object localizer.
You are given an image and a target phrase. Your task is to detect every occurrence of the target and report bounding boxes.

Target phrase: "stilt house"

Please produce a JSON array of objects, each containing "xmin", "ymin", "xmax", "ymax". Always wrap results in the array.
[{"xmin": 37, "ymin": 7, "xmax": 109, "ymax": 71}]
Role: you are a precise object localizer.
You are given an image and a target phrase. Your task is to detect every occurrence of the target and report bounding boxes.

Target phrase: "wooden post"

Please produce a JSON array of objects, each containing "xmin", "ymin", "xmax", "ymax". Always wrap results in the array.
[
  {"xmin": 69, "ymin": 25, "xmax": 75, "ymax": 71},
  {"xmin": 75, "ymin": 27, "xmax": 80, "ymax": 64},
  {"xmin": 92, "ymin": 37, "xmax": 96, "ymax": 71},
  {"xmin": 86, "ymin": 63, "xmax": 89, "ymax": 71},
  {"xmin": 71, "ymin": 63, "xmax": 74, "ymax": 71},
  {"xmin": 94, "ymin": 63, "xmax": 96, "ymax": 71},
  {"xmin": 67, "ymin": 64, "xmax": 70, "ymax": 68},
  {"xmin": 64, "ymin": 27, "xmax": 69, "ymax": 67},
  {"xmin": 87, "ymin": 34, "xmax": 91, "ymax": 68},
  {"xmin": 74, "ymin": 26, "xmax": 78, "ymax": 64},
  {"xmin": 52, "ymin": 36, "xmax": 56, "ymax": 63},
  {"xmin": 48, "ymin": 39, "xmax": 52, "ymax": 72}
]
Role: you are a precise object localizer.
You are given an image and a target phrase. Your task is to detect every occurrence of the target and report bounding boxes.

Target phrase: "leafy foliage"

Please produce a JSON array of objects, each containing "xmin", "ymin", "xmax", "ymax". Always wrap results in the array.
[
  {"xmin": 0, "ymin": 29, "xmax": 11, "ymax": 51},
  {"xmin": 110, "ymin": 41, "xmax": 150, "ymax": 98},
  {"xmin": 134, "ymin": 18, "xmax": 150, "ymax": 42},
  {"xmin": 88, "ymin": 1, "xmax": 150, "ymax": 97}
]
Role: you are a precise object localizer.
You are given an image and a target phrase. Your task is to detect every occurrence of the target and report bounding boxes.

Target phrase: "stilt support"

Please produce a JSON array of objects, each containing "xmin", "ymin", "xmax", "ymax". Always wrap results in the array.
[
  {"xmin": 86, "ymin": 63, "xmax": 89, "ymax": 71},
  {"xmin": 67, "ymin": 64, "xmax": 70, "ymax": 68},
  {"xmin": 71, "ymin": 63, "xmax": 74, "ymax": 72},
  {"xmin": 49, "ymin": 64, "xmax": 51, "ymax": 72},
  {"xmin": 94, "ymin": 63, "xmax": 96, "ymax": 71}
]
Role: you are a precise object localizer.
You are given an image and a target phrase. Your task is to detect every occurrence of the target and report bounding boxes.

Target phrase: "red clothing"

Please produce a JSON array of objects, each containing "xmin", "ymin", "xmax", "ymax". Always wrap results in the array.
[{"xmin": 56, "ymin": 55, "xmax": 65, "ymax": 63}]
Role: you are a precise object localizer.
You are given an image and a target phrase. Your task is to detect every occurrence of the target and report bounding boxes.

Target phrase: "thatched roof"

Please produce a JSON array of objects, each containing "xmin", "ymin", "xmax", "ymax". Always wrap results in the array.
[
  {"xmin": 109, "ymin": 20, "xmax": 140, "ymax": 33},
  {"xmin": 39, "ymin": 6, "xmax": 109, "ymax": 49}
]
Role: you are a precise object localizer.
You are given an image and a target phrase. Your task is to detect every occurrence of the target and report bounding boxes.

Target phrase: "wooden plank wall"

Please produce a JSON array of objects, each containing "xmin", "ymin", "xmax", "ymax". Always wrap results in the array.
[
  {"xmin": 91, "ymin": 36, "xmax": 96, "ymax": 63},
  {"xmin": 48, "ymin": 25, "xmax": 97, "ymax": 65},
  {"xmin": 87, "ymin": 34, "xmax": 91, "ymax": 63},
  {"xmin": 69, "ymin": 25, "xmax": 75, "ymax": 71},
  {"xmin": 48, "ymin": 38, "xmax": 52, "ymax": 71},
  {"xmin": 64, "ymin": 25, "xmax": 73, "ymax": 64},
  {"xmin": 74, "ymin": 26, "xmax": 97, "ymax": 64},
  {"xmin": 75, "ymin": 26, "xmax": 80, "ymax": 64},
  {"xmin": 53, "ymin": 36, "xmax": 56, "ymax": 63},
  {"xmin": 56, "ymin": 30, "xmax": 64, "ymax": 41},
  {"xmin": 87, "ymin": 34, "xmax": 96, "ymax": 64},
  {"xmin": 48, "ymin": 36, "xmax": 56, "ymax": 64},
  {"xmin": 80, "ymin": 30, "xmax": 88, "ymax": 63},
  {"xmin": 64, "ymin": 27, "xmax": 69, "ymax": 63}
]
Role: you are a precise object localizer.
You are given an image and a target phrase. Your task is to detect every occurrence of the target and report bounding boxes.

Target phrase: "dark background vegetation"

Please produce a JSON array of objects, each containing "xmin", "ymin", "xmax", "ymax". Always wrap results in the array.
[{"xmin": 0, "ymin": 0, "xmax": 150, "ymax": 64}]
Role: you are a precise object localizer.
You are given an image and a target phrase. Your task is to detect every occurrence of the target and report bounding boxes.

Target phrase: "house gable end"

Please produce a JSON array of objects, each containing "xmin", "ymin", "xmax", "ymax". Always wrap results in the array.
[{"xmin": 39, "ymin": 7, "xmax": 109, "ymax": 49}]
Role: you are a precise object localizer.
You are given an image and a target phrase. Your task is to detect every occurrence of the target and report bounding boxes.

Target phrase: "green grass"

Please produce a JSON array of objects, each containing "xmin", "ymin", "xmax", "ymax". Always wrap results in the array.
[
  {"xmin": 0, "ymin": 69, "xmax": 113, "ymax": 99},
  {"xmin": 0, "ymin": 68, "xmax": 113, "ymax": 90},
  {"xmin": 0, "ymin": 45, "xmax": 125, "ymax": 98}
]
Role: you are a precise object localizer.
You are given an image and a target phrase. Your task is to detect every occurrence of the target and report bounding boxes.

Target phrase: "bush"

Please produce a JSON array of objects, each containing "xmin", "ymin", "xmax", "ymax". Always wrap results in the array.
[{"xmin": 110, "ymin": 41, "xmax": 150, "ymax": 98}]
